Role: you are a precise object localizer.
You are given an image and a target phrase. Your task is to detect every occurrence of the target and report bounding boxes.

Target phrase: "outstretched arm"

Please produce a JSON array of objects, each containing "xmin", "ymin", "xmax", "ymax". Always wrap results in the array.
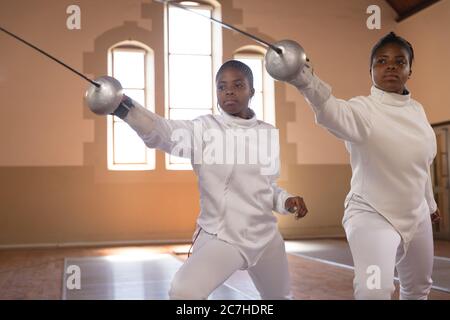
[
  {"xmin": 288, "ymin": 64, "xmax": 373, "ymax": 143},
  {"xmin": 119, "ymin": 95, "xmax": 197, "ymax": 159},
  {"xmin": 265, "ymin": 42, "xmax": 372, "ymax": 144}
]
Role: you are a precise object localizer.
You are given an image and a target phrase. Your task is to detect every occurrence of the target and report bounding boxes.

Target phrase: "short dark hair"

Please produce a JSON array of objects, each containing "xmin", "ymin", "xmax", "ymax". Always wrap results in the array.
[
  {"xmin": 370, "ymin": 32, "xmax": 414, "ymax": 69},
  {"xmin": 216, "ymin": 60, "xmax": 254, "ymax": 89}
]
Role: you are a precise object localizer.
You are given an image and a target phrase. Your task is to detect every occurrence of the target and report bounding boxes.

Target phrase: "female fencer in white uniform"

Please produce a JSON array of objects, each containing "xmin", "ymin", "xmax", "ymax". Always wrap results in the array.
[
  {"xmin": 278, "ymin": 32, "xmax": 440, "ymax": 299},
  {"xmin": 109, "ymin": 60, "xmax": 308, "ymax": 299}
]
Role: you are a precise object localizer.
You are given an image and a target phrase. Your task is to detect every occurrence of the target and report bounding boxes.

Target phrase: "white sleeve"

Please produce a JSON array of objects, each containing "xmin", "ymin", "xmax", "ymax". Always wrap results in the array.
[
  {"xmin": 271, "ymin": 181, "xmax": 294, "ymax": 215},
  {"xmin": 425, "ymin": 169, "xmax": 437, "ymax": 214},
  {"xmin": 123, "ymin": 100, "xmax": 197, "ymax": 159},
  {"xmin": 291, "ymin": 68, "xmax": 373, "ymax": 143},
  {"xmin": 266, "ymin": 128, "xmax": 294, "ymax": 215},
  {"xmin": 416, "ymin": 101, "xmax": 437, "ymax": 214}
]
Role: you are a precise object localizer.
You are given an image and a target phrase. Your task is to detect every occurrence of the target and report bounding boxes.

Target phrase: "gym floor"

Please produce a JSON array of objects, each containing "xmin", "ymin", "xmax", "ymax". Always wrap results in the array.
[{"xmin": 1, "ymin": 239, "xmax": 449, "ymax": 300}]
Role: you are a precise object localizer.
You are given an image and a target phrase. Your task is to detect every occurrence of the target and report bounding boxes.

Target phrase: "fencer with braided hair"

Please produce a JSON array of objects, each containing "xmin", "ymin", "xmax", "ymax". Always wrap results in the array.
[{"xmin": 276, "ymin": 32, "xmax": 439, "ymax": 299}]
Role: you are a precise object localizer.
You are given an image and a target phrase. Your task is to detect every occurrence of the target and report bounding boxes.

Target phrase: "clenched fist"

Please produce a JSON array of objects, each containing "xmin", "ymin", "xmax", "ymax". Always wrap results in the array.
[
  {"xmin": 431, "ymin": 208, "xmax": 441, "ymax": 224},
  {"xmin": 285, "ymin": 196, "xmax": 308, "ymax": 220}
]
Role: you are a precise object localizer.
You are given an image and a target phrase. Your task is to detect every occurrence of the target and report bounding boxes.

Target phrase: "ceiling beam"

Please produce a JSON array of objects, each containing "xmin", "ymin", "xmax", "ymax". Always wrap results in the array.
[{"xmin": 389, "ymin": 0, "xmax": 441, "ymax": 22}]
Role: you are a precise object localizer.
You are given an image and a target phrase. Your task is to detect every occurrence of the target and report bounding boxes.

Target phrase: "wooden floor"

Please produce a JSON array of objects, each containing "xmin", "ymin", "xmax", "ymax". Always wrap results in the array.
[{"xmin": 0, "ymin": 239, "xmax": 449, "ymax": 300}]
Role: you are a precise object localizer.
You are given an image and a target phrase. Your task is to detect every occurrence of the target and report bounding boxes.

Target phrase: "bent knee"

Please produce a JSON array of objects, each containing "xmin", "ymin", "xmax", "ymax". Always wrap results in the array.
[
  {"xmin": 400, "ymin": 281, "xmax": 432, "ymax": 300},
  {"xmin": 169, "ymin": 276, "xmax": 207, "ymax": 300},
  {"xmin": 354, "ymin": 278, "xmax": 395, "ymax": 300}
]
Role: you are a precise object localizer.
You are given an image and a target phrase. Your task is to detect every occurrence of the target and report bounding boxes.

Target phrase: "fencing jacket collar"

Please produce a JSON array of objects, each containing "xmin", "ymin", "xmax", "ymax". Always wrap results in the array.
[
  {"xmin": 220, "ymin": 108, "xmax": 258, "ymax": 128},
  {"xmin": 370, "ymin": 85, "xmax": 411, "ymax": 107}
]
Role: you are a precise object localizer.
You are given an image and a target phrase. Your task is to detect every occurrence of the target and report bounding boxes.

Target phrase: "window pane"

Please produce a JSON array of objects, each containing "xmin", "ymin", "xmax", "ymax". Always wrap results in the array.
[
  {"xmin": 123, "ymin": 89, "xmax": 145, "ymax": 106},
  {"xmin": 170, "ymin": 108, "xmax": 212, "ymax": 120},
  {"xmin": 169, "ymin": 55, "xmax": 212, "ymax": 109},
  {"xmin": 113, "ymin": 50, "xmax": 145, "ymax": 89},
  {"xmin": 169, "ymin": 7, "xmax": 211, "ymax": 55},
  {"xmin": 250, "ymin": 92, "xmax": 264, "ymax": 120},
  {"xmin": 113, "ymin": 122, "xmax": 147, "ymax": 164},
  {"xmin": 236, "ymin": 57, "xmax": 263, "ymax": 92},
  {"xmin": 169, "ymin": 155, "xmax": 191, "ymax": 164}
]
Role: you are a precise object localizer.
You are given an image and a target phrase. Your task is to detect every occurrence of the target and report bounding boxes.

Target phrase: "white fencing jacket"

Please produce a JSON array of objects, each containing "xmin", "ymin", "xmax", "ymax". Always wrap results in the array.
[
  {"xmin": 297, "ymin": 72, "xmax": 437, "ymax": 246},
  {"xmin": 123, "ymin": 103, "xmax": 293, "ymax": 268}
]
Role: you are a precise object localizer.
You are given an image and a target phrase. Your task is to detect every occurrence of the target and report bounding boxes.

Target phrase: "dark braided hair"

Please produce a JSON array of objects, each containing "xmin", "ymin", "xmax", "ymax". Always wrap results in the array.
[
  {"xmin": 370, "ymin": 32, "xmax": 414, "ymax": 69},
  {"xmin": 216, "ymin": 60, "xmax": 254, "ymax": 89}
]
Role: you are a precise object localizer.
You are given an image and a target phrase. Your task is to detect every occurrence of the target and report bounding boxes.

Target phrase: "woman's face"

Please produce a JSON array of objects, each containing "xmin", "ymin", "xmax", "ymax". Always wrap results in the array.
[
  {"xmin": 216, "ymin": 68, "xmax": 254, "ymax": 119},
  {"xmin": 371, "ymin": 43, "xmax": 411, "ymax": 94}
]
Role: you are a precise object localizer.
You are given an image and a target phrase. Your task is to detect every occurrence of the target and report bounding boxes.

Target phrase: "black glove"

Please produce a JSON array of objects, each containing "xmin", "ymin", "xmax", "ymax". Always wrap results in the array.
[{"xmin": 111, "ymin": 95, "xmax": 135, "ymax": 120}]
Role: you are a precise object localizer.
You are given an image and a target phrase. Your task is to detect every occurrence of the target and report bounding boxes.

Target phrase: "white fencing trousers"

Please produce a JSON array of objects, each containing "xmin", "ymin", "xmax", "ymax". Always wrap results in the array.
[
  {"xmin": 169, "ymin": 229, "xmax": 293, "ymax": 300},
  {"xmin": 343, "ymin": 194, "xmax": 433, "ymax": 300}
]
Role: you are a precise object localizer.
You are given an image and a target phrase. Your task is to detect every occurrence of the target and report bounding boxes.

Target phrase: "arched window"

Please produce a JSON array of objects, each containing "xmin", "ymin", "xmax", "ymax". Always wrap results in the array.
[
  {"xmin": 234, "ymin": 46, "xmax": 275, "ymax": 126},
  {"xmin": 164, "ymin": 0, "xmax": 222, "ymax": 170},
  {"xmin": 107, "ymin": 42, "xmax": 155, "ymax": 170}
]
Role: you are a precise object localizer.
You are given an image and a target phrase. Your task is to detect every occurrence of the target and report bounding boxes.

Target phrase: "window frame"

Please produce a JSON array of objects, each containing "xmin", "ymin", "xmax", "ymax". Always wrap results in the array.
[
  {"xmin": 107, "ymin": 41, "xmax": 156, "ymax": 171},
  {"xmin": 234, "ymin": 46, "xmax": 276, "ymax": 126},
  {"xmin": 164, "ymin": 0, "xmax": 222, "ymax": 170}
]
